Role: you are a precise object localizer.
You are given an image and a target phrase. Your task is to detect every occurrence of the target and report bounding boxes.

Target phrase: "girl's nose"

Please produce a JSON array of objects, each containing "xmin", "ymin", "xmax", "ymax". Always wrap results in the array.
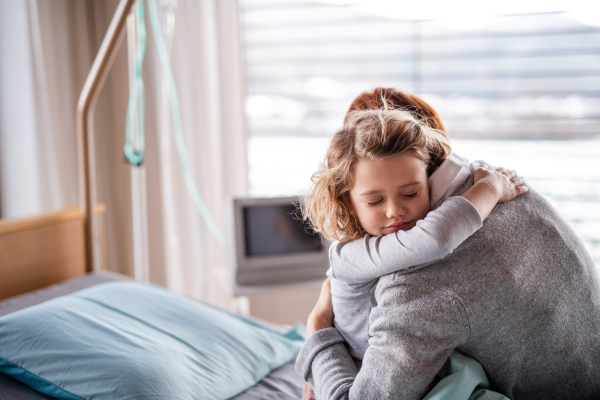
[{"xmin": 386, "ymin": 200, "xmax": 406, "ymax": 219}]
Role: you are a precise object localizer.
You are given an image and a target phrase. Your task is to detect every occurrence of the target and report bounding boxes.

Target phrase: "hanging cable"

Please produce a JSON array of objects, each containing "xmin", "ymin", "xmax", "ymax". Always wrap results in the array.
[
  {"xmin": 147, "ymin": 0, "xmax": 227, "ymax": 245},
  {"xmin": 124, "ymin": 0, "xmax": 146, "ymax": 165}
]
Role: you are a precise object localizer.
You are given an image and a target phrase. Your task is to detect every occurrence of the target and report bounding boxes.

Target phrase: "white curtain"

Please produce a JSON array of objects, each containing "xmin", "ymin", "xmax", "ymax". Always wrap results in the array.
[
  {"xmin": 142, "ymin": 0, "xmax": 248, "ymax": 305},
  {"xmin": 0, "ymin": 0, "xmax": 248, "ymax": 308},
  {"xmin": 0, "ymin": 0, "xmax": 83, "ymax": 218}
]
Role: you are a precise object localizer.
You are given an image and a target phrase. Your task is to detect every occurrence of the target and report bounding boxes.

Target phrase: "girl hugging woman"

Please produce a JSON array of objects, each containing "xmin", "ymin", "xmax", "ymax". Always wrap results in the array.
[
  {"xmin": 297, "ymin": 88, "xmax": 600, "ymax": 400},
  {"xmin": 301, "ymin": 88, "xmax": 528, "ymax": 361}
]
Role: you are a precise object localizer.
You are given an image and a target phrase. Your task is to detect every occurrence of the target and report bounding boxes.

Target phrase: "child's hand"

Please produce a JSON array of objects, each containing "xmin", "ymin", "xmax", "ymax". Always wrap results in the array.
[{"xmin": 474, "ymin": 164, "xmax": 528, "ymax": 203}]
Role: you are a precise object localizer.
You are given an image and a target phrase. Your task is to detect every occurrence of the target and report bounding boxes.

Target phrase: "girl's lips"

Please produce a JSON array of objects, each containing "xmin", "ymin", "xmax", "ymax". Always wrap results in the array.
[{"xmin": 387, "ymin": 221, "xmax": 412, "ymax": 229}]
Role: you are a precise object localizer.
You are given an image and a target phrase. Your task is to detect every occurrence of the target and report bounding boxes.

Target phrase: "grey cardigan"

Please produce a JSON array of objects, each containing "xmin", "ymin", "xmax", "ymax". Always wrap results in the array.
[{"xmin": 296, "ymin": 165, "xmax": 600, "ymax": 400}]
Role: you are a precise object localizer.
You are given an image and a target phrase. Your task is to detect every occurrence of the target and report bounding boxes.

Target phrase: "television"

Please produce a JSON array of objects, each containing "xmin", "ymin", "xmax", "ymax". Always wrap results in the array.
[{"xmin": 228, "ymin": 196, "xmax": 329, "ymax": 285}]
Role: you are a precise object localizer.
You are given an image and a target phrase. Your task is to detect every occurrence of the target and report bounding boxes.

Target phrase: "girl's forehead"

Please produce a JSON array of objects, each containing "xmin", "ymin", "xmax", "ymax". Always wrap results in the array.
[{"xmin": 350, "ymin": 154, "xmax": 427, "ymax": 192}]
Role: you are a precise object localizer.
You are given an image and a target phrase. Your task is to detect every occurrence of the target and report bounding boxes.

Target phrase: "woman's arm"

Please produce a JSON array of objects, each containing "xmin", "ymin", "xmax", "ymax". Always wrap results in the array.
[
  {"xmin": 297, "ymin": 277, "xmax": 468, "ymax": 400},
  {"xmin": 330, "ymin": 166, "xmax": 528, "ymax": 284}
]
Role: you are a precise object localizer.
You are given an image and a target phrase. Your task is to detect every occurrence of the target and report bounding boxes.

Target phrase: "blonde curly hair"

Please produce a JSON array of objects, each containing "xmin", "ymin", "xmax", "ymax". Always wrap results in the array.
[{"xmin": 301, "ymin": 90, "xmax": 451, "ymax": 242}]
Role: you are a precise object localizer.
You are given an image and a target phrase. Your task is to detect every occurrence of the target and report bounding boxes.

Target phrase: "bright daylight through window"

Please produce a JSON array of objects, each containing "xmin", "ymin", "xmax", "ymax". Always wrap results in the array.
[{"xmin": 238, "ymin": 0, "xmax": 600, "ymax": 268}]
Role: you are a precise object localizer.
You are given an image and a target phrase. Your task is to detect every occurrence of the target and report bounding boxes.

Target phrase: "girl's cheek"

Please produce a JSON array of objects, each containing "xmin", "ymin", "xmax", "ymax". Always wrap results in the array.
[
  {"xmin": 366, "ymin": 209, "xmax": 381, "ymax": 225},
  {"xmin": 356, "ymin": 207, "xmax": 374, "ymax": 227}
]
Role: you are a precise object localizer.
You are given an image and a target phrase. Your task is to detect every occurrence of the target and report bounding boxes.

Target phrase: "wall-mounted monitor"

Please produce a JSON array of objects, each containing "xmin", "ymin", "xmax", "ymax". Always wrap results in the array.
[{"xmin": 228, "ymin": 196, "xmax": 329, "ymax": 285}]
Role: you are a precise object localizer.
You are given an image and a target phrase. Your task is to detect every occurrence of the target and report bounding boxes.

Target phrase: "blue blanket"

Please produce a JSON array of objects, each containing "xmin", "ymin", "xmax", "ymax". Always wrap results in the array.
[{"xmin": 426, "ymin": 351, "xmax": 508, "ymax": 400}]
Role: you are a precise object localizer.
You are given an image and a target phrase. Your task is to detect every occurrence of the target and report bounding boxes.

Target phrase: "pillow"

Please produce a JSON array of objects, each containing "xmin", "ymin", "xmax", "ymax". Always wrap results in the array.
[{"xmin": 0, "ymin": 282, "xmax": 304, "ymax": 400}]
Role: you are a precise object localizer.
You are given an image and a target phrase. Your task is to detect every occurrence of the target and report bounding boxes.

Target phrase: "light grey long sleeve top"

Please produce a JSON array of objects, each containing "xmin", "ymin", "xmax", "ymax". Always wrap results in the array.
[{"xmin": 297, "ymin": 164, "xmax": 600, "ymax": 400}]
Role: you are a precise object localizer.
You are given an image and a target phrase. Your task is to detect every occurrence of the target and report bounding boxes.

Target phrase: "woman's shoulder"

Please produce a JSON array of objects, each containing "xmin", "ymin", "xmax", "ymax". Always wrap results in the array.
[{"xmin": 429, "ymin": 153, "xmax": 474, "ymax": 209}]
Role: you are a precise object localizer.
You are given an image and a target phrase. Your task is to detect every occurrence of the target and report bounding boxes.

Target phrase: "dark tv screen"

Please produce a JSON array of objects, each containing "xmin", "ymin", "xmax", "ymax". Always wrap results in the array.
[{"xmin": 243, "ymin": 204, "xmax": 322, "ymax": 257}]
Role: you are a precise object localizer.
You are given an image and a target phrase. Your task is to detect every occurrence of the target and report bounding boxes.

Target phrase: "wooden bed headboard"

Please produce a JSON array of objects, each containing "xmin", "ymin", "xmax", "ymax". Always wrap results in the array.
[{"xmin": 0, "ymin": 206, "xmax": 105, "ymax": 301}]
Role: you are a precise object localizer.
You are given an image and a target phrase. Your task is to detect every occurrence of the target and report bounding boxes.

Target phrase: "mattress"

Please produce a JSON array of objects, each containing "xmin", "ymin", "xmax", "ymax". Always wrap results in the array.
[{"xmin": 0, "ymin": 272, "xmax": 304, "ymax": 400}]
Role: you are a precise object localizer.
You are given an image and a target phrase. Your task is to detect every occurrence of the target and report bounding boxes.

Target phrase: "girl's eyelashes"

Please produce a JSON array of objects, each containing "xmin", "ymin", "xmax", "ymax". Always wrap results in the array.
[{"xmin": 366, "ymin": 191, "xmax": 419, "ymax": 206}]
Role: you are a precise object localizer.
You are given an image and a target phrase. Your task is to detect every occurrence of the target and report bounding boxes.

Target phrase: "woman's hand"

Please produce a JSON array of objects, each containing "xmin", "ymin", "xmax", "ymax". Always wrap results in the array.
[
  {"xmin": 474, "ymin": 164, "xmax": 528, "ymax": 203},
  {"xmin": 307, "ymin": 278, "xmax": 334, "ymax": 336},
  {"xmin": 301, "ymin": 278, "xmax": 334, "ymax": 400},
  {"xmin": 302, "ymin": 382, "xmax": 315, "ymax": 400}
]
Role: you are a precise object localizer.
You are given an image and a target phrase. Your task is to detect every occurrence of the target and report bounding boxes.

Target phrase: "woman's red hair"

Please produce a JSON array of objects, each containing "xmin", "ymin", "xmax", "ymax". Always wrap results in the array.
[{"xmin": 345, "ymin": 87, "xmax": 447, "ymax": 134}]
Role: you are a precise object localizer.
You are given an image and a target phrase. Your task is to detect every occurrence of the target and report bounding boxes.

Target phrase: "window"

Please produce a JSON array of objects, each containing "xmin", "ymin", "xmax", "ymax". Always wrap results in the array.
[{"xmin": 239, "ymin": 0, "xmax": 600, "ymax": 268}]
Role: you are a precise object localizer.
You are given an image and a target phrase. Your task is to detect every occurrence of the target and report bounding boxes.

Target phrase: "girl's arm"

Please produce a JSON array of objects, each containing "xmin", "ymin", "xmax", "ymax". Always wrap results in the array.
[{"xmin": 329, "ymin": 165, "xmax": 528, "ymax": 285}]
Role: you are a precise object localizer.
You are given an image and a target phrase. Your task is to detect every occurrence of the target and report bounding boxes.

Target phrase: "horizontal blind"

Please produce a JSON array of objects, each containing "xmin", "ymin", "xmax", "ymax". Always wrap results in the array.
[{"xmin": 240, "ymin": 0, "xmax": 600, "ymax": 139}]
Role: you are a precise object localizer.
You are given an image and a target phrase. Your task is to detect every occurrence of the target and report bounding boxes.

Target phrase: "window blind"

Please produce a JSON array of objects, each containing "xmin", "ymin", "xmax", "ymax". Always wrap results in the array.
[{"xmin": 240, "ymin": 0, "xmax": 600, "ymax": 139}]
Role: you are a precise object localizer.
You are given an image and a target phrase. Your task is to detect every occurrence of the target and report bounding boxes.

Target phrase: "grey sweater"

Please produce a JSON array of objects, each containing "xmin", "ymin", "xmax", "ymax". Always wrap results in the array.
[
  {"xmin": 297, "ymin": 165, "xmax": 600, "ymax": 400},
  {"xmin": 328, "ymin": 196, "xmax": 482, "ymax": 359}
]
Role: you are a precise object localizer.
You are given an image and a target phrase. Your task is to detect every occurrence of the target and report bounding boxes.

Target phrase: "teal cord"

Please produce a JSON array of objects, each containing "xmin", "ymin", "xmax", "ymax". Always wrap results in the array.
[
  {"xmin": 147, "ymin": 0, "xmax": 227, "ymax": 245},
  {"xmin": 124, "ymin": 0, "xmax": 146, "ymax": 165}
]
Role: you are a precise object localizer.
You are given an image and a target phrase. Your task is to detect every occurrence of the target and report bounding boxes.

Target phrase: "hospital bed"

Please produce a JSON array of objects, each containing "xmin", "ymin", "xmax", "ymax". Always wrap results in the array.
[
  {"xmin": 0, "ymin": 202, "xmax": 304, "ymax": 399},
  {"xmin": 0, "ymin": 271, "xmax": 305, "ymax": 399}
]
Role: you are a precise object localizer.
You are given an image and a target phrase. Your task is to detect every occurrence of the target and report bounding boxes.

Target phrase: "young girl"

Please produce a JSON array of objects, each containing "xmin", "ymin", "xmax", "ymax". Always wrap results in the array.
[{"xmin": 301, "ymin": 88, "xmax": 528, "ymax": 361}]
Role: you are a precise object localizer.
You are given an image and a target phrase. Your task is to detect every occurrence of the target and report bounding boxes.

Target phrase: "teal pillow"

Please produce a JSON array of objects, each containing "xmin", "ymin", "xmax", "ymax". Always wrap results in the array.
[{"xmin": 0, "ymin": 282, "xmax": 304, "ymax": 400}]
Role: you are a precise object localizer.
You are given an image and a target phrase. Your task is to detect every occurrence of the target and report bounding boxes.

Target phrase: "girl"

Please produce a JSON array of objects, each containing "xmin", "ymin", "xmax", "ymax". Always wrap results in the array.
[{"xmin": 301, "ymin": 88, "xmax": 528, "ymax": 360}]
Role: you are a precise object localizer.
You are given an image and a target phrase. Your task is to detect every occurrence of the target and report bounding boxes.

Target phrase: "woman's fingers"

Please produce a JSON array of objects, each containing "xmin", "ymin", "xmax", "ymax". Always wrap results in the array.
[
  {"xmin": 317, "ymin": 278, "xmax": 332, "ymax": 307},
  {"xmin": 302, "ymin": 382, "xmax": 315, "ymax": 400},
  {"xmin": 306, "ymin": 278, "xmax": 334, "ymax": 336},
  {"xmin": 318, "ymin": 278, "xmax": 333, "ymax": 317}
]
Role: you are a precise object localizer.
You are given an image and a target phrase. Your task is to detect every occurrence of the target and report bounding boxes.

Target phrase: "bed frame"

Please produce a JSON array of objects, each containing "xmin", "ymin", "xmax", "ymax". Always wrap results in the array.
[
  {"xmin": 0, "ymin": 0, "xmax": 134, "ymax": 300},
  {"xmin": 0, "ymin": 206, "xmax": 106, "ymax": 301}
]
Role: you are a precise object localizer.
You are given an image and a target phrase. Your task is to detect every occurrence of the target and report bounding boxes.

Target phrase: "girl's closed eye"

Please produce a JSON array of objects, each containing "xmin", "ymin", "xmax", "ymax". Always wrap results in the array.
[
  {"xmin": 403, "ymin": 191, "xmax": 419, "ymax": 199},
  {"xmin": 367, "ymin": 199, "xmax": 382, "ymax": 207}
]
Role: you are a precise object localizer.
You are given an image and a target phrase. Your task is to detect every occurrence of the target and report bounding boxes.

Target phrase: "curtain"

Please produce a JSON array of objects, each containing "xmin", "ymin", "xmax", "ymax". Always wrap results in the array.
[
  {"xmin": 0, "ymin": 0, "xmax": 247, "ymax": 308},
  {"xmin": 143, "ymin": 0, "xmax": 248, "ymax": 306},
  {"xmin": 0, "ymin": 0, "xmax": 81, "ymax": 218}
]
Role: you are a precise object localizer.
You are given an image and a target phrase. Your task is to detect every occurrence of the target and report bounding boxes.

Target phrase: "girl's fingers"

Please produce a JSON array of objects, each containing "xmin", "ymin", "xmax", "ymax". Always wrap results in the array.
[
  {"xmin": 517, "ymin": 185, "xmax": 529, "ymax": 194},
  {"xmin": 512, "ymin": 177, "xmax": 525, "ymax": 186},
  {"xmin": 507, "ymin": 170, "xmax": 518, "ymax": 178}
]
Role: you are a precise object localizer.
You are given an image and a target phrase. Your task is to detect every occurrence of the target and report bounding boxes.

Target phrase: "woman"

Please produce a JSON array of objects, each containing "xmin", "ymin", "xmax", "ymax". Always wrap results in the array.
[{"xmin": 297, "ymin": 88, "xmax": 600, "ymax": 400}]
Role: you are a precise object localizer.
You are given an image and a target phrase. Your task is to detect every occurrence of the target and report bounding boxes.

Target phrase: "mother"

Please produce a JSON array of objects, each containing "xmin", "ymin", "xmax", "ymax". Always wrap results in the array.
[{"xmin": 296, "ymin": 88, "xmax": 600, "ymax": 399}]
